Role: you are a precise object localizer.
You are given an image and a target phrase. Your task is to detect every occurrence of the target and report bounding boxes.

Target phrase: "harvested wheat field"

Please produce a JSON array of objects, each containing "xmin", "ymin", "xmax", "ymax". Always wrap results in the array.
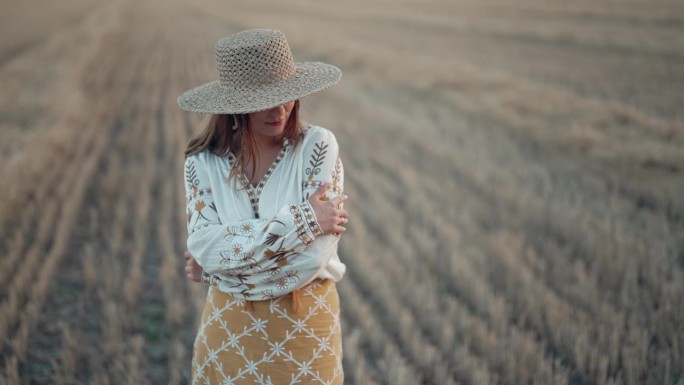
[{"xmin": 1, "ymin": 0, "xmax": 683, "ymax": 383}]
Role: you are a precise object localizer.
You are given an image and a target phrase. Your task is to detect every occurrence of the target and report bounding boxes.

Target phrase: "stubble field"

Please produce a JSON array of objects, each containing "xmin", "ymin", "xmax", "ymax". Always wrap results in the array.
[{"xmin": 0, "ymin": 0, "xmax": 683, "ymax": 384}]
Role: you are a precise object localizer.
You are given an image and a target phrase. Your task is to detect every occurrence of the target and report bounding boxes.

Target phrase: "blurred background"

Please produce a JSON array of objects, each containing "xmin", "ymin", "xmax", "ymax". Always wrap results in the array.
[{"xmin": 0, "ymin": 0, "xmax": 682, "ymax": 384}]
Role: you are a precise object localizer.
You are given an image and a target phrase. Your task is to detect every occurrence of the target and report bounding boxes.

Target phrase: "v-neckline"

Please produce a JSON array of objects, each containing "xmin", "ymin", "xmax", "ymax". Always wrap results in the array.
[{"xmin": 227, "ymin": 140, "xmax": 290, "ymax": 218}]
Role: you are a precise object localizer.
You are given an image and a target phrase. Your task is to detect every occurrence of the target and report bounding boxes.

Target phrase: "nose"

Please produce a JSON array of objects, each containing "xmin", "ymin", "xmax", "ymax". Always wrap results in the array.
[{"xmin": 269, "ymin": 104, "xmax": 286, "ymax": 117}]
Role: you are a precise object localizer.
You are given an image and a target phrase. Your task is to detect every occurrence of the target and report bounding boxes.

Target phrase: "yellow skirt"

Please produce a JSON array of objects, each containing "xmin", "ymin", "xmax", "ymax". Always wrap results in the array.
[{"xmin": 191, "ymin": 279, "xmax": 343, "ymax": 385}]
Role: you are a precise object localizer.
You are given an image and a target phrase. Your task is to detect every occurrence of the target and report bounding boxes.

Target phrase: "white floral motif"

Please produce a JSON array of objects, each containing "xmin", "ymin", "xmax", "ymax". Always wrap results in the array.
[
  {"xmin": 226, "ymin": 333, "xmax": 241, "ymax": 349},
  {"xmin": 252, "ymin": 318, "xmax": 268, "ymax": 334},
  {"xmin": 296, "ymin": 360, "xmax": 312, "ymax": 378},
  {"xmin": 292, "ymin": 319, "xmax": 307, "ymax": 333},
  {"xmin": 192, "ymin": 282, "xmax": 343, "ymax": 385},
  {"xmin": 245, "ymin": 360, "xmax": 259, "ymax": 375},
  {"xmin": 268, "ymin": 340, "xmax": 286, "ymax": 357},
  {"xmin": 318, "ymin": 336, "xmax": 330, "ymax": 351},
  {"xmin": 314, "ymin": 295, "xmax": 326, "ymax": 308}
]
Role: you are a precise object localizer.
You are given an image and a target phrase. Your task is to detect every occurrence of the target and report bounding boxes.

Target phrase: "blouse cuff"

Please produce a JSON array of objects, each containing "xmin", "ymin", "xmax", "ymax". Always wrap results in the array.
[
  {"xmin": 200, "ymin": 270, "xmax": 218, "ymax": 287},
  {"xmin": 289, "ymin": 201, "xmax": 324, "ymax": 246}
]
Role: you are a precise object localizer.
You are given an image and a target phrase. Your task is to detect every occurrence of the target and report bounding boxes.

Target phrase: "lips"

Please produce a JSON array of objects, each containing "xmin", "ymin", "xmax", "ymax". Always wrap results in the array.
[{"xmin": 266, "ymin": 119, "xmax": 284, "ymax": 125}]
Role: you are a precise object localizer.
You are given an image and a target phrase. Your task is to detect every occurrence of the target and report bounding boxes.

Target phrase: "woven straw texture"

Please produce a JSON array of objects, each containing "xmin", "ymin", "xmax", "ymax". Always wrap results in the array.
[{"xmin": 177, "ymin": 29, "xmax": 341, "ymax": 114}]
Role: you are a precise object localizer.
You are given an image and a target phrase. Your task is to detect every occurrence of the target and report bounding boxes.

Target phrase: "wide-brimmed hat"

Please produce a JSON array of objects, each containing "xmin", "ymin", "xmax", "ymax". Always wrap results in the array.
[{"xmin": 177, "ymin": 29, "xmax": 341, "ymax": 114}]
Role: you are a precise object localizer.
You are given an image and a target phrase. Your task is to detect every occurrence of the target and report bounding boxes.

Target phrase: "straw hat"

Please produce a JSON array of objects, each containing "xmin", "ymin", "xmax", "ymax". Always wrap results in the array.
[{"xmin": 177, "ymin": 29, "xmax": 341, "ymax": 114}]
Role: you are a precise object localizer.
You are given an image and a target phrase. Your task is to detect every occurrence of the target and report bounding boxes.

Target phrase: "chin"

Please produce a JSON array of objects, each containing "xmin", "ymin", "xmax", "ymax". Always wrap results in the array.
[{"xmin": 254, "ymin": 124, "xmax": 285, "ymax": 137}]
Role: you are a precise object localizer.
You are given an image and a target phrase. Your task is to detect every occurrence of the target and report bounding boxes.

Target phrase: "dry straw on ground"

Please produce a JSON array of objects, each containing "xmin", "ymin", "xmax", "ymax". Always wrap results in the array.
[{"xmin": 0, "ymin": 0, "xmax": 682, "ymax": 384}]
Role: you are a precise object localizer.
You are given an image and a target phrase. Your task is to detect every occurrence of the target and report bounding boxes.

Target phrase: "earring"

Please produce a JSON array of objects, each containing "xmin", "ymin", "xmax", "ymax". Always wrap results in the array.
[{"xmin": 231, "ymin": 119, "xmax": 239, "ymax": 131}]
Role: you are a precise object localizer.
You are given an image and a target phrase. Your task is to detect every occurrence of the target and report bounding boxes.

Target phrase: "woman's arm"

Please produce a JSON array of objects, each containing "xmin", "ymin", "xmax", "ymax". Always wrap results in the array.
[
  {"xmin": 302, "ymin": 127, "xmax": 345, "ymax": 210},
  {"xmin": 184, "ymin": 154, "xmax": 323, "ymax": 276},
  {"xmin": 191, "ymin": 127, "xmax": 347, "ymax": 291}
]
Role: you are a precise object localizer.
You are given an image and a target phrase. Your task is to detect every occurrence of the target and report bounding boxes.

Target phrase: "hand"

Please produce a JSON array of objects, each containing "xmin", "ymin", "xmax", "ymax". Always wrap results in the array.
[
  {"xmin": 184, "ymin": 250, "xmax": 202, "ymax": 283},
  {"xmin": 307, "ymin": 185, "xmax": 349, "ymax": 235}
]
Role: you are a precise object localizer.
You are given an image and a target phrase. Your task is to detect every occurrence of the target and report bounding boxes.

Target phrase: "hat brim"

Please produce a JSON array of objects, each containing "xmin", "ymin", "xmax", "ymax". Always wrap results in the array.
[{"xmin": 177, "ymin": 62, "xmax": 341, "ymax": 114}]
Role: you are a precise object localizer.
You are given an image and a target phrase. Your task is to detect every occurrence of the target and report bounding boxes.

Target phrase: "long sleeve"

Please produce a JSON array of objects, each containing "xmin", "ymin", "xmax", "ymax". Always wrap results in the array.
[
  {"xmin": 254, "ymin": 127, "xmax": 345, "ymax": 292},
  {"xmin": 190, "ymin": 126, "xmax": 345, "ymax": 299},
  {"xmin": 301, "ymin": 129, "xmax": 344, "ymax": 204},
  {"xmin": 184, "ymin": 155, "xmax": 323, "ymax": 277}
]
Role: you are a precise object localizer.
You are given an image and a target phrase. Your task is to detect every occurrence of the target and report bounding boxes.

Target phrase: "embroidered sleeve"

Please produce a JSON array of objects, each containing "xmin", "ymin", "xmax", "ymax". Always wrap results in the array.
[
  {"xmin": 191, "ymin": 127, "xmax": 346, "ymax": 299},
  {"xmin": 184, "ymin": 155, "xmax": 322, "ymax": 276},
  {"xmin": 301, "ymin": 128, "xmax": 344, "ymax": 205}
]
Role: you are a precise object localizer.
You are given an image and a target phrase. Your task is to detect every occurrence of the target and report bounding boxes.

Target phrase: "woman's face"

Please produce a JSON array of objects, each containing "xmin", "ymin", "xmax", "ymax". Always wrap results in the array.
[{"xmin": 249, "ymin": 101, "xmax": 296, "ymax": 140}]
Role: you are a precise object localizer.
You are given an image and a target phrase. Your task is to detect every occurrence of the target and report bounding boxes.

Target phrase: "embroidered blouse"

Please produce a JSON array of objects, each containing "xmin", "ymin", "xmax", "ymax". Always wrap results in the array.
[{"xmin": 184, "ymin": 125, "xmax": 346, "ymax": 300}]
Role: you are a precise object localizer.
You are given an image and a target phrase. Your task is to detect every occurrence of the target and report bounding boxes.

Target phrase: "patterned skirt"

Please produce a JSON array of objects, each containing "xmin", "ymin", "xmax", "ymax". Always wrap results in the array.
[{"xmin": 192, "ymin": 279, "xmax": 343, "ymax": 385}]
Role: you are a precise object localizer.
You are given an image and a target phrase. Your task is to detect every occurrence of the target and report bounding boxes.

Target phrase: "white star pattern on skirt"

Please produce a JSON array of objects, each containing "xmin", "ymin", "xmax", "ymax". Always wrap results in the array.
[{"xmin": 192, "ymin": 280, "xmax": 343, "ymax": 385}]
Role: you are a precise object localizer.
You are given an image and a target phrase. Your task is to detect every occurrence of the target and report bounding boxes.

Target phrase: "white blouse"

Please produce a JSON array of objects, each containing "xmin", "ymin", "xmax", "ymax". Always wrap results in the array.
[{"xmin": 184, "ymin": 125, "xmax": 346, "ymax": 300}]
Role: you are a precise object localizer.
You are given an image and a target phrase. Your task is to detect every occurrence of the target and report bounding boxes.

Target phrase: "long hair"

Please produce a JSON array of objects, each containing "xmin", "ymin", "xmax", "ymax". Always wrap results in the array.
[{"xmin": 185, "ymin": 100, "xmax": 303, "ymax": 188}]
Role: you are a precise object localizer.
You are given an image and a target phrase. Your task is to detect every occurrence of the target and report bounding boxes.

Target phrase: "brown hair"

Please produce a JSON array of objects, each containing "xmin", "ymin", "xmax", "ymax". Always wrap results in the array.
[{"xmin": 185, "ymin": 100, "xmax": 303, "ymax": 188}]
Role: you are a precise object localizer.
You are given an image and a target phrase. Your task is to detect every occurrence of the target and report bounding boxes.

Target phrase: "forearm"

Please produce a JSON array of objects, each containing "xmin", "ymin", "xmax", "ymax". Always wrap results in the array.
[{"xmin": 188, "ymin": 201, "xmax": 323, "ymax": 275}]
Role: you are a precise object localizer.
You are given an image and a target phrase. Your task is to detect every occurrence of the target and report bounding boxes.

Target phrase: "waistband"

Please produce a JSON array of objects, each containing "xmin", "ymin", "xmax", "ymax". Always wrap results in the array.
[{"xmin": 243, "ymin": 278, "xmax": 329, "ymax": 313}]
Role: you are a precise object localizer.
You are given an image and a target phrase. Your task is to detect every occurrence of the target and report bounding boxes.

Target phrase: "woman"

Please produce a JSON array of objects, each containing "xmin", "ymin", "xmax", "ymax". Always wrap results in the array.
[{"xmin": 177, "ymin": 29, "xmax": 348, "ymax": 385}]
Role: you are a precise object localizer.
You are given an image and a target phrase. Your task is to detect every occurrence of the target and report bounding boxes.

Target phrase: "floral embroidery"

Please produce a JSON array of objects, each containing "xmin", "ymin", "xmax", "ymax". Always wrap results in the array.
[
  {"xmin": 265, "ymin": 233, "xmax": 282, "ymax": 246},
  {"xmin": 261, "ymin": 289, "xmax": 276, "ymax": 299},
  {"xmin": 290, "ymin": 204, "xmax": 320, "ymax": 245},
  {"xmin": 232, "ymin": 245, "xmax": 243, "ymax": 257},
  {"xmin": 231, "ymin": 274, "xmax": 247, "ymax": 285},
  {"xmin": 301, "ymin": 203, "xmax": 323, "ymax": 237},
  {"xmin": 186, "ymin": 188, "xmax": 212, "ymax": 202},
  {"xmin": 306, "ymin": 141, "xmax": 328, "ymax": 181},
  {"xmin": 186, "ymin": 159, "xmax": 222, "ymax": 232},
  {"xmin": 226, "ymin": 259, "xmax": 263, "ymax": 275},
  {"xmin": 232, "ymin": 273, "xmax": 254, "ymax": 288},
  {"xmin": 264, "ymin": 243, "xmax": 296, "ymax": 268},
  {"xmin": 302, "ymin": 180, "xmax": 342, "ymax": 197},
  {"xmin": 188, "ymin": 128, "xmax": 340, "ymax": 301},
  {"xmin": 185, "ymin": 160, "xmax": 200, "ymax": 190},
  {"xmin": 225, "ymin": 225, "xmax": 256, "ymax": 243},
  {"xmin": 201, "ymin": 271, "xmax": 219, "ymax": 288},
  {"xmin": 189, "ymin": 203, "xmax": 217, "ymax": 228},
  {"xmin": 332, "ymin": 157, "xmax": 343, "ymax": 195},
  {"xmin": 303, "ymin": 156, "xmax": 343, "ymax": 200},
  {"xmin": 260, "ymin": 270, "xmax": 300, "ymax": 288},
  {"xmin": 219, "ymin": 250, "xmax": 256, "ymax": 266}
]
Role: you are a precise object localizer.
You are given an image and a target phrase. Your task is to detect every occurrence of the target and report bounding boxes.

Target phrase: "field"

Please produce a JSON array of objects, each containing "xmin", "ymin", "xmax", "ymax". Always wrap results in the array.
[{"xmin": 1, "ymin": 0, "xmax": 683, "ymax": 384}]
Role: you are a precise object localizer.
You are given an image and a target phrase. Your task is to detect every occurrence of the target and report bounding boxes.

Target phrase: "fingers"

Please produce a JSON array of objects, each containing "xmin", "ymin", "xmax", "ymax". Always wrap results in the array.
[
  {"xmin": 184, "ymin": 253, "xmax": 198, "ymax": 279},
  {"xmin": 332, "ymin": 223, "xmax": 346, "ymax": 233},
  {"xmin": 334, "ymin": 209, "xmax": 348, "ymax": 227},
  {"xmin": 311, "ymin": 185, "xmax": 327, "ymax": 200},
  {"xmin": 309, "ymin": 189, "xmax": 350, "ymax": 235},
  {"xmin": 334, "ymin": 209, "xmax": 349, "ymax": 232},
  {"xmin": 185, "ymin": 261, "xmax": 201, "ymax": 282},
  {"xmin": 330, "ymin": 194, "xmax": 348, "ymax": 207},
  {"xmin": 328, "ymin": 201, "xmax": 349, "ymax": 235}
]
